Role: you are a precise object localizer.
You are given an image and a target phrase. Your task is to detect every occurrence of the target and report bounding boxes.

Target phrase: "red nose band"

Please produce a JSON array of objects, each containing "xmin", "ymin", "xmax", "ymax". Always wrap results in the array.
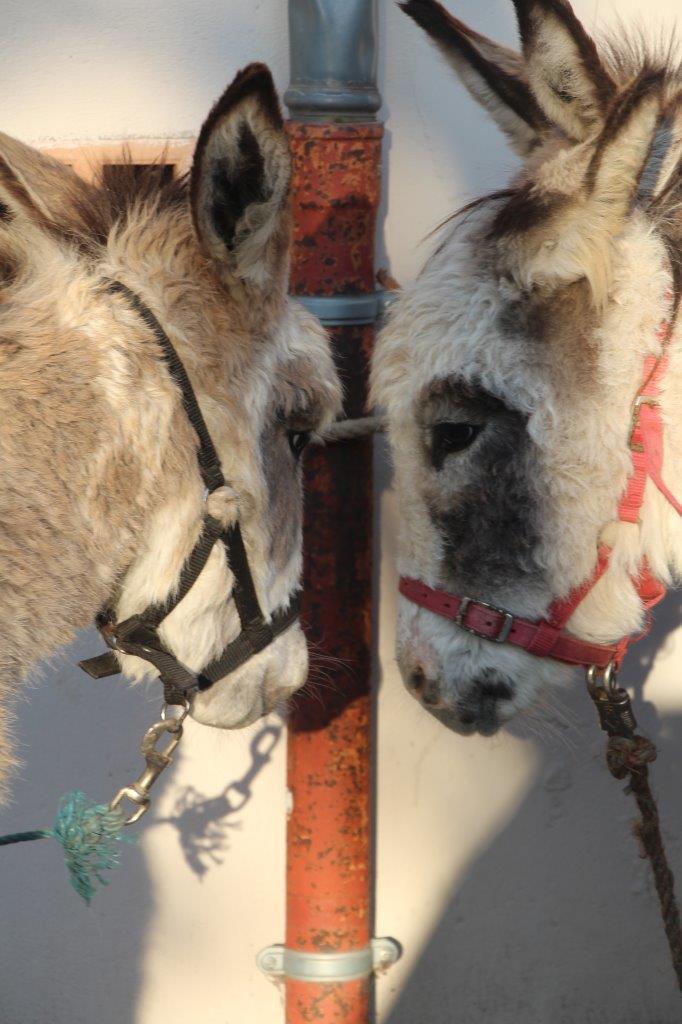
[
  {"xmin": 399, "ymin": 297, "xmax": 679, "ymax": 672},
  {"xmin": 398, "ymin": 572, "xmax": 662, "ymax": 670}
]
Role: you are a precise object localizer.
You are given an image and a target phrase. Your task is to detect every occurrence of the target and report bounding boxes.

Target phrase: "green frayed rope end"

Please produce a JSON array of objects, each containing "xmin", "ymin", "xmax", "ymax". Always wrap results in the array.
[{"xmin": 48, "ymin": 791, "xmax": 135, "ymax": 905}]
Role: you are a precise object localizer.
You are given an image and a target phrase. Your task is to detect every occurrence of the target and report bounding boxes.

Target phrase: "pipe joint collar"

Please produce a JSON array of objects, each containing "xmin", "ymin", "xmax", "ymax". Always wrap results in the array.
[
  {"xmin": 257, "ymin": 938, "xmax": 401, "ymax": 983},
  {"xmin": 294, "ymin": 291, "xmax": 399, "ymax": 326}
]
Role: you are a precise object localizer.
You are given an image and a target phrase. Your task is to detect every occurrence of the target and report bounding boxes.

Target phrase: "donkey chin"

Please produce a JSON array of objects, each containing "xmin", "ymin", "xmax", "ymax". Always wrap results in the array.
[
  {"xmin": 396, "ymin": 603, "xmax": 568, "ymax": 737},
  {"xmin": 190, "ymin": 625, "xmax": 309, "ymax": 730}
]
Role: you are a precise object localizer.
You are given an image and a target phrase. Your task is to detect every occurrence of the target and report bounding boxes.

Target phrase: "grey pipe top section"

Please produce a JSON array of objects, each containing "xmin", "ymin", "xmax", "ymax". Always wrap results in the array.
[{"xmin": 285, "ymin": 0, "xmax": 380, "ymax": 121}]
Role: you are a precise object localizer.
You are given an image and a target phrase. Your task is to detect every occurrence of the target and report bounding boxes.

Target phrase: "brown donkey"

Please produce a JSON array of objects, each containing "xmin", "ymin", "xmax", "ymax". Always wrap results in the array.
[{"xmin": 0, "ymin": 64, "xmax": 341, "ymax": 802}]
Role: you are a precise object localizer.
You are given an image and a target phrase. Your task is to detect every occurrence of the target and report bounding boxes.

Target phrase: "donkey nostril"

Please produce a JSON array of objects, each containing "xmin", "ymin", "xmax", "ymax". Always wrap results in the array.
[
  {"xmin": 409, "ymin": 667, "xmax": 426, "ymax": 694},
  {"xmin": 480, "ymin": 680, "xmax": 514, "ymax": 702},
  {"xmin": 457, "ymin": 676, "xmax": 514, "ymax": 732},
  {"xmin": 421, "ymin": 681, "xmax": 442, "ymax": 707}
]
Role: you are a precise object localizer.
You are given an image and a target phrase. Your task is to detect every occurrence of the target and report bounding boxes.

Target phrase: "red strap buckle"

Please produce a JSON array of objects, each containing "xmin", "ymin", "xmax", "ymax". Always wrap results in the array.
[
  {"xmin": 628, "ymin": 395, "xmax": 660, "ymax": 452},
  {"xmin": 457, "ymin": 597, "xmax": 514, "ymax": 643}
]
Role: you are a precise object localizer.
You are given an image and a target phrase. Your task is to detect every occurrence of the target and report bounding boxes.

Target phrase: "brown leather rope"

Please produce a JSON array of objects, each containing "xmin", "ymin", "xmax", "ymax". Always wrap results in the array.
[{"xmin": 604, "ymin": 732, "xmax": 682, "ymax": 991}]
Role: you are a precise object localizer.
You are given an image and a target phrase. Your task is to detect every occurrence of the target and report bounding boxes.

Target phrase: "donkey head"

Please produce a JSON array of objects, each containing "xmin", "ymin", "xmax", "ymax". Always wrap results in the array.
[
  {"xmin": 0, "ymin": 64, "xmax": 341, "ymax": 792},
  {"xmin": 372, "ymin": 1, "xmax": 682, "ymax": 735}
]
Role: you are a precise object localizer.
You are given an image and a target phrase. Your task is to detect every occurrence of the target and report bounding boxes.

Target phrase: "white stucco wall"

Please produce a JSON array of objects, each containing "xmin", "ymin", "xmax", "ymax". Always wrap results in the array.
[{"xmin": 1, "ymin": 2, "xmax": 681, "ymax": 1022}]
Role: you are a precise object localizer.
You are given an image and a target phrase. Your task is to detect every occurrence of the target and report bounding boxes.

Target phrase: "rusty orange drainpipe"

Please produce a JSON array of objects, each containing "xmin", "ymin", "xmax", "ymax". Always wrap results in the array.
[
  {"xmin": 285, "ymin": 111, "xmax": 381, "ymax": 1024},
  {"xmin": 257, "ymin": 2, "xmax": 399, "ymax": 1021}
]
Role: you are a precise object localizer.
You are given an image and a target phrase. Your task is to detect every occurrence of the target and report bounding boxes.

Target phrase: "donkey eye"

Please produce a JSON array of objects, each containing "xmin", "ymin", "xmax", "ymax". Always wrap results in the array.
[
  {"xmin": 431, "ymin": 422, "xmax": 482, "ymax": 469},
  {"xmin": 288, "ymin": 430, "xmax": 311, "ymax": 459}
]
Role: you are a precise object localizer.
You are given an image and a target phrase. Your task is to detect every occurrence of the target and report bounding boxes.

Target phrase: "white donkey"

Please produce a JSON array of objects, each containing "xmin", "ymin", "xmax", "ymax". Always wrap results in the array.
[
  {"xmin": 0, "ymin": 63, "xmax": 341, "ymax": 802},
  {"xmin": 372, "ymin": 0, "xmax": 682, "ymax": 735}
]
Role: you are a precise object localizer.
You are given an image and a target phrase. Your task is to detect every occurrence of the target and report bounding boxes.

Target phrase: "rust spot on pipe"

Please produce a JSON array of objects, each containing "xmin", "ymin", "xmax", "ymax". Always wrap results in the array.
[
  {"xmin": 288, "ymin": 980, "xmax": 371, "ymax": 1023},
  {"xmin": 287, "ymin": 124, "xmax": 382, "ymax": 296}
]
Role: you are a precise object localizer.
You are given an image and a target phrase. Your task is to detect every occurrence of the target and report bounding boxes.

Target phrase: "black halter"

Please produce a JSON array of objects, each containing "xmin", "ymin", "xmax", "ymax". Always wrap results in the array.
[{"xmin": 79, "ymin": 281, "xmax": 299, "ymax": 705}]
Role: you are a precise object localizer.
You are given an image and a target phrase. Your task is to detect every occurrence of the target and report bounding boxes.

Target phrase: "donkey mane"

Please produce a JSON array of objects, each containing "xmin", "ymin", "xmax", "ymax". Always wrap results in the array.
[
  {"xmin": 599, "ymin": 27, "xmax": 682, "ymax": 87},
  {"xmin": 78, "ymin": 159, "xmax": 189, "ymax": 249},
  {"xmin": 0, "ymin": 148, "xmax": 189, "ymax": 273}
]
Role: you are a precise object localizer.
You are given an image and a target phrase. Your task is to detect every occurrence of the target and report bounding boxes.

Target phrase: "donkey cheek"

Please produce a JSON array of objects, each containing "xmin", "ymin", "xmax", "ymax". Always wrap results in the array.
[
  {"xmin": 434, "ymin": 428, "xmax": 542, "ymax": 592},
  {"xmin": 260, "ymin": 428, "xmax": 302, "ymax": 572}
]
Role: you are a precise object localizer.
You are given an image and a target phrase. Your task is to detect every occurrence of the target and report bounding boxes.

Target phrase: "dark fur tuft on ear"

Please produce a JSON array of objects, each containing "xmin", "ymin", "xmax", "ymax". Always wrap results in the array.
[
  {"xmin": 194, "ymin": 63, "xmax": 283, "ymax": 157},
  {"xmin": 190, "ymin": 64, "xmax": 284, "ymax": 255},
  {"xmin": 190, "ymin": 62, "xmax": 291, "ymax": 288},
  {"xmin": 402, "ymin": 0, "xmax": 546, "ymax": 129},
  {"xmin": 586, "ymin": 67, "xmax": 666, "ymax": 192},
  {"xmin": 400, "ymin": 0, "xmax": 546, "ymax": 154},
  {"xmin": 513, "ymin": 0, "xmax": 614, "ymax": 106},
  {"xmin": 512, "ymin": 0, "xmax": 615, "ymax": 138}
]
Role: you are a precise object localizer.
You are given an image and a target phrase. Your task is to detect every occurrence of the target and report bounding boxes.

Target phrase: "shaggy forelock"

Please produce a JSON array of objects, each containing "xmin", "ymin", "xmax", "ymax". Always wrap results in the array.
[
  {"xmin": 69, "ymin": 157, "xmax": 189, "ymax": 254},
  {"xmin": 599, "ymin": 24, "xmax": 682, "ymax": 89}
]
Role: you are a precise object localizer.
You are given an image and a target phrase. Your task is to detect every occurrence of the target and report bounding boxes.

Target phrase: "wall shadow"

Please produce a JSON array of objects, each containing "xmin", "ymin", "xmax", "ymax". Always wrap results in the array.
[
  {"xmin": 0, "ymin": 629, "xmax": 285, "ymax": 1024},
  {"xmin": 151, "ymin": 717, "xmax": 283, "ymax": 880},
  {"xmin": 0, "ymin": 628, "xmax": 165, "ymax": 1024},
  {"xmin": 385, "ymin": 592, "xmax": 682, "ymax": 1024}
]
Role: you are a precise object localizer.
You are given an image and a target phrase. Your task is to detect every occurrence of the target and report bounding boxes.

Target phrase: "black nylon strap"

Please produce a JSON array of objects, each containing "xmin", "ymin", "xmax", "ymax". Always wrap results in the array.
[
  {"xmin": 96, "ymin": 616, "xmax": 199, "ymax": 692},
  {"xmin": 79, "ymin": 650, "xmax": 120, "ymax": 679},
  {"xmin": 79, "ymin": 281, "xmax": 300, "ymax": 703},
  {"xmin": 143, "ymin": 515, "xmax": 225, "ymax": 629},
  {"xmin": 106, "ymin": 281, "xmax": 225, "ymax": 494},
  {"xmin": 115, "ymin": 519, "xmax": 267, "ymax": 648},
  {"xmin": 222, "ymin": 522, "xmax": 266, "ymax": 627},
  {"xmin": 198, "ymin": 597, "xmax": 300, "ymax": 688},
  {"xmin": 82, "ymin": 596, "xmax": 299, "ymax": 696}
]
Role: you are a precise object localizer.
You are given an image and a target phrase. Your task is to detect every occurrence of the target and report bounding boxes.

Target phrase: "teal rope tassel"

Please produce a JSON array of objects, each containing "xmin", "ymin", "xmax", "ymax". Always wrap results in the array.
[
  {"xmin": 0, "ymin": 791, "xmax": 134, "ymax": 904},
  {"xmin": 50, "ymin": 791, "xmax": 133, "ymax": 904}
]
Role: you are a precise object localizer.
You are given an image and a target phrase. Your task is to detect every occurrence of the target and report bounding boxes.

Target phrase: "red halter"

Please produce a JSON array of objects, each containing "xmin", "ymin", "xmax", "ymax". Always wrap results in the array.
[{"xmin": 400, "ymin": 299, "xmax": 681, "ymax": 672}]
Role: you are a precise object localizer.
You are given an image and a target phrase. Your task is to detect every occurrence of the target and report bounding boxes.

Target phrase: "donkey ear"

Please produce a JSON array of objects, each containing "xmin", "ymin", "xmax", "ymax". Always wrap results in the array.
[
  {"xmin": 401, "ymin": 0, "xmax": 547, "ymax": 155},
  {"xmin": 512, "ymin": 0, "xmax": 616, "ymax": 140},
  {"xmin": 502, "ymin": 73, "xmax": 663, "ymax": 302},
  {"xmin": 585, "ymin": 72, "xmax": 664, "ymax": 206},
  {"xmin": 190, "ymin": 64, "xmax": 291, "ymax": 289},
  {"xmin": 0, "ymin": 132, "xmax": 94, "ymax": 235}
]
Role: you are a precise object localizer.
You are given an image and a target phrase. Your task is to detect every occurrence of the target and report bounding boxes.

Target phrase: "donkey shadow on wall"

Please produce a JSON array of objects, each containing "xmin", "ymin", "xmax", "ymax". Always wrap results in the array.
[{"xmin": 386, "ymin": 593, "xmax": 682, "ymax": 1024}]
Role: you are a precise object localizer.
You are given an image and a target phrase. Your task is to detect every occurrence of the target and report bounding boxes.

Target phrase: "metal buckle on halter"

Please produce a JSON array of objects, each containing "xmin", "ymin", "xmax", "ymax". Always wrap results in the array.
[
  {"xmin": 586, "ymin": 662, "xmax": 637, "ymax": 738},
  {"xmin": 98, "ymin": 614, "xmax": 147, "ymax": 651},
  {"xmin": 628, "ymin": 395, "xmax": 660, "ymax": 452},
  {"xmin": 455, "ymin": 597, "xmax": 514, "ymax": 644},
  {"xmin": 98, "ymin": 614, "xmax": 199, "ymax": 694}
]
